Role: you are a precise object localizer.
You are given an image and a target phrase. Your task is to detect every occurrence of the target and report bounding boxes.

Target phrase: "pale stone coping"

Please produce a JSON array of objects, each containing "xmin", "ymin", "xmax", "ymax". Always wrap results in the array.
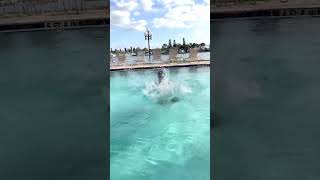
[{"xmin": 110, "ymin": 60, "xmax": 210, "ymax": 71}]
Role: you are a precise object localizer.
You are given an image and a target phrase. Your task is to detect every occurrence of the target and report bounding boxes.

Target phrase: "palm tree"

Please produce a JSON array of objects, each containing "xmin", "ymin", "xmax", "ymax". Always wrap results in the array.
[{"xmin": 162, "ymin": 44, "xmax": 167, "ymax": 49}]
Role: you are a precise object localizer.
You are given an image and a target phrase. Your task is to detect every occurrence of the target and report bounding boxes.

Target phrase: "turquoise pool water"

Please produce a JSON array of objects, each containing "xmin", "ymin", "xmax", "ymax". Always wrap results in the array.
[{"xmin": 110, "ymin": 67, "xmax": 210, "ymax": 180}]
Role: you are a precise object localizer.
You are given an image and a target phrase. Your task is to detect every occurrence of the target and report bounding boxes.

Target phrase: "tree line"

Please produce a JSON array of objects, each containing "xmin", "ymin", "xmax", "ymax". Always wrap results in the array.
[{"xmin": 111, "ymin": 38, "xmax": 210, "ymax": 54}]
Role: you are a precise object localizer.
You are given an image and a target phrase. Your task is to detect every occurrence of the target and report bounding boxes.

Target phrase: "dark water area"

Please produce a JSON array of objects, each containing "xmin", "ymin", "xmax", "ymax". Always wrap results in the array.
[
  {"xmin": 213, "ymin": 17, "xmax": 320, "ymax": 180},
  {"xmin": 0, "ymin": 29, "xmax": 108, "ymax": 180}
]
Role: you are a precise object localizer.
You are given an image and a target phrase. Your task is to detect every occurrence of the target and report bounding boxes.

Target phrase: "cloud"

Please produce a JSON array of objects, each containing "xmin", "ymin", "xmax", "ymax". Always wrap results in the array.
[
  {"xmin": 111, "ymin": 10, "xmax": 147, "ymax": 31},
  {"xmin": 153, "ymin": 18, "xmax": 188, "ymax": 28},
  {"xmin": 158, "ymin": 0, "xmax": 195, "ymax": 8},
  {"xmin": 111, "ymin": 0, "xmax": 147, "ymax": 31},
  {"xmin": 111, "ymin": 0, "xmax": 209, "ymax": 32},
  {"xmin": 141, "ymin": 0, "xmax": 154, "ymax": 11},
  {"xmin": 191, "ymin": 25, "xmax": 210, "ymax": 44},
  {"xmin": 133, "ymin": 11, "xmax": 140, "ymax": 16},
  {"xmin": 153, "ymin": 1, "xmax": 209, "ymax": 29},
  {"xmin": 111, "ymin": 0, "xmax": 139, "ymax": 11}
]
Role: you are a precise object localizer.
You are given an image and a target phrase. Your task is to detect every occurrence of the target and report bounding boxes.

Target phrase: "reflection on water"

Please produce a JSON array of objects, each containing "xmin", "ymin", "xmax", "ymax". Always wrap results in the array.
[{"xmin": 213, "ymin": 17, "xmax": 320, "ymax": 180}]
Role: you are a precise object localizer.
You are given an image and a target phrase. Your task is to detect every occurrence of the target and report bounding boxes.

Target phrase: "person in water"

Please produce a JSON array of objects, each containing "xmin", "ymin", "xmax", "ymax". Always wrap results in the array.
[
  {"xmin": 157, "ymin": 68, "xmax": 165, "ymax": 84},
  {"xmin": 156, "ymin": 68, "xmax": 180, "ymax": 103}
]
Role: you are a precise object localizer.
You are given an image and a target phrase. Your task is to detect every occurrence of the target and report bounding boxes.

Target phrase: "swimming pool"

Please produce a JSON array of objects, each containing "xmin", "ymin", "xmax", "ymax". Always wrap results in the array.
[{"xmin": 110, "ymin": 67, "xmax": 210, "ymax": 180}]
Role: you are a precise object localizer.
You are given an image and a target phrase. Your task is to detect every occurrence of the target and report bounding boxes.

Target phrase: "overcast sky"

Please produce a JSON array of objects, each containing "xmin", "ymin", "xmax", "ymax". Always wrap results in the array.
[{"xmin": 110, "ymin": 0, "xmax": 210, "ymax": 49}]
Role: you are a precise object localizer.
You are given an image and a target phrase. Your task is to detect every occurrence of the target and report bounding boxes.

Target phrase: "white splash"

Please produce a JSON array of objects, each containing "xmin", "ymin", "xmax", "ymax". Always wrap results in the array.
[{"xmin": 143, "ymin": 72, "xmax": 192, "ymax": 104}]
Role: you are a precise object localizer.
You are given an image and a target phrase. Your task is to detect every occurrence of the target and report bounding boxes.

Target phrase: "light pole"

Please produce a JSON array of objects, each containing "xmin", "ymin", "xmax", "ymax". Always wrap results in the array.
[{"xmin": 144, "ymin": 28, "xmax": 152, "ymax": 61}]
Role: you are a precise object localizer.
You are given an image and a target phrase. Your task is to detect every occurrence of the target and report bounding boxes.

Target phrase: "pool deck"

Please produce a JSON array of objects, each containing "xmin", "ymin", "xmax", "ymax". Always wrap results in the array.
[{"xmin": 110, "ymin": 60, "xmax": 210, "ymax": 71}]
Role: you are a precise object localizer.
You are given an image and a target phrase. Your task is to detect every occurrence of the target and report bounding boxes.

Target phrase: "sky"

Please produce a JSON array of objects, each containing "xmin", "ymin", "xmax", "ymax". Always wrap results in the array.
[{"xmin": 110, "ymin": 0, "xmax": 210, "ymax": 50}]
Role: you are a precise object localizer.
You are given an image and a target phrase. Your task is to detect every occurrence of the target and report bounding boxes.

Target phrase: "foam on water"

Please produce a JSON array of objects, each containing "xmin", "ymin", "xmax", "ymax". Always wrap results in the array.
[{"xmin": 142, "ymin": 72, "xmax": 192, "ymax": 104}]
